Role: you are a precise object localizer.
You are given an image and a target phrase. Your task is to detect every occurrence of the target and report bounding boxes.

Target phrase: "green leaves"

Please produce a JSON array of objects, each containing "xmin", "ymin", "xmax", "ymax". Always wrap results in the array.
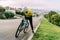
[
  {"xmin": 0, "ymin": 6, "xmax": 5, "ymax": 12},
  {"xmin": 4, "ymin": 11, "xmax": 15, "ymax": 19}
]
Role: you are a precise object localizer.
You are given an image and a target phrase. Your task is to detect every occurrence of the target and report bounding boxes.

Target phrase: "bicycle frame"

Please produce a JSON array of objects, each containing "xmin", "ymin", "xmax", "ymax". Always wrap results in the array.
[
  {"xmin": 15, "ymin": 16, "xmax": 29, "ymax": 38},
  {"xmin": 21, "ymin": 16, "xmax": 28, "ymax": 27},
  {"xmin": 22, "ymin": 19, "xmax": 28, "ymax": 27}
]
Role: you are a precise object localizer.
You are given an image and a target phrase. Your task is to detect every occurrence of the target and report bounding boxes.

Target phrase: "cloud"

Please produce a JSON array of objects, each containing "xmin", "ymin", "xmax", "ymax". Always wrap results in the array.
[{"xmin": 0, "ymin": 0, "xmax": 60, "ymax": 10}]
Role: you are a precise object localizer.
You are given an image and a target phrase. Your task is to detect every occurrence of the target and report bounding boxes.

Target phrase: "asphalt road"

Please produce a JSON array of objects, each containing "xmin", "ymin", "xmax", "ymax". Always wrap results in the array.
[{"xmin": 0, "ymin": 15, "xmax": 43, "ymax": 40}]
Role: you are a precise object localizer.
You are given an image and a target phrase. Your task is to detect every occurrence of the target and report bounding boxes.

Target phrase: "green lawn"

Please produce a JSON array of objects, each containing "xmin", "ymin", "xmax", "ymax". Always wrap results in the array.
[{"xmin": 32, "ymin": 18, "xmax": 60, "ymax": 40}]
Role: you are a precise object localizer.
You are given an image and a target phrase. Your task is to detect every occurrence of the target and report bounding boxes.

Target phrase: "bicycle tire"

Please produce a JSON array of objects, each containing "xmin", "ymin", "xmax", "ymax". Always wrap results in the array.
[
  {"xmin": 15, "ymin": 23, "xmax": 23, "ymax": 38},
  {"xmin": 23, "ymin": 22, "xmax": 29, "ymax": 33}
]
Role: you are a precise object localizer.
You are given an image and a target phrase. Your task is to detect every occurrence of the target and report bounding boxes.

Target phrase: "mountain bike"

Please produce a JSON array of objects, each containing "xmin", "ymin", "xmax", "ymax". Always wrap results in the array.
[{"xmin": 15, "ymin": 16, "xmax": 29, "ymax": 38}]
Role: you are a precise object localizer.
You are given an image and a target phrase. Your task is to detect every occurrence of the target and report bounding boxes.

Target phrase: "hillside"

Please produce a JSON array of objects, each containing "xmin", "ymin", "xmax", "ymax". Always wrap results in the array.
[{"xmin": 32, "ymin": 18, "xmax": 60, "ymax": 40}]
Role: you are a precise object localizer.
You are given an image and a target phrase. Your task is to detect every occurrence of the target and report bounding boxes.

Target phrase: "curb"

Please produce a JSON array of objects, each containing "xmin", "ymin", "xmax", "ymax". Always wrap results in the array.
[{"xmin": 27, "ymin": 19, "xmax": 42, "ymax": 40}]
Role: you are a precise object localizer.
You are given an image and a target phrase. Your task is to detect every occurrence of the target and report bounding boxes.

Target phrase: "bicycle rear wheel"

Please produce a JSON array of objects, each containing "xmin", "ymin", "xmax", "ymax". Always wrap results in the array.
[
  {"xmin": 15, "ymin": 23, "xmax": 23, "ymax": 38},
  {"xmin": 23, "ymin": 22, "xmax": 29, "ymax": 33}
]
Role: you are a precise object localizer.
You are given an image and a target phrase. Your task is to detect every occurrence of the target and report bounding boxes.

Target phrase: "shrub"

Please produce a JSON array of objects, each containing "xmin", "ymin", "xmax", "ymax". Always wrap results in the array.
[
  {"xmin": 0, "ymin": 6, "xmax": 5, "ymax": 12},
  {"xmin": 44, "ymin": 11, "xmax": 60, "ymax": 26},
  {"xmin": 15, "ymin": 11, "xmax": 24, "ymax": 16},
  {"xmin": 48, "ymin": 11, "xmax": 58, "ymax": 22},
  {"xmin": 51, "ymin": 14, "xmax": 60, "ymax": 26},
  {"xmin": 44, "ymin": 14, "xmax": 48, "ymax": 19},
  {"xmin": 0, "ymin": 14, "xmax": 5, "ymax": 19},
  {"xmin": 4, "ymin": 11, "xmax": 15, "ymax": 19}
]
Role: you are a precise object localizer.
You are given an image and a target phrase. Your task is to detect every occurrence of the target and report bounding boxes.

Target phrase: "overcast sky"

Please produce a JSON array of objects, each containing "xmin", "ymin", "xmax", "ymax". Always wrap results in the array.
[{"xmin": 0, "ymin": 0, "xmax": 60, "ymax": 10}]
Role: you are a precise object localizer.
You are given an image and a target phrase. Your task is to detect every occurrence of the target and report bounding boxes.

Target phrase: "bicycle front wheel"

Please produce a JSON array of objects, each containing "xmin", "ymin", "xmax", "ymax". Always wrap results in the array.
[{"xmin": 15, "ymin": 23, "xmax": 23, "ymax": 38}]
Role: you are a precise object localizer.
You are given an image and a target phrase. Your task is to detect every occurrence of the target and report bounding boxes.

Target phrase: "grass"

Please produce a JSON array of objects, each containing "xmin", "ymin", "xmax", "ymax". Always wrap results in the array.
[{"xmin": 32, "ymin": 18, "xmax": 60, "ymax": 40}]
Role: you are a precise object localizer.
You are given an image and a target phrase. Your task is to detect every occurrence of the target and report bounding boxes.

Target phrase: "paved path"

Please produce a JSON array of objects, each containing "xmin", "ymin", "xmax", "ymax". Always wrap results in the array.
[{"xmin": 0, "ymin": 15, "xmax": 43, "ymax": 40}]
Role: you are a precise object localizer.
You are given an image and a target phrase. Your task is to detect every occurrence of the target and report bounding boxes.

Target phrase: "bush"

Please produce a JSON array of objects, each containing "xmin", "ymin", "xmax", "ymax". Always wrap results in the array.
[
  {"xmin": 0, "ymin": 6, "xmax": 5, "ymax": 12},
  {"xmin": 51, "ymin": 14, "xmax": 60, "ymax": 26},
  {"xmin": 4, "ymin": 11, "xmax": 15, "ymax": 19},
  {"xmin": 15, "ymin": 11, "xmax": 24, "ymax": 16},
  {"xmin": 48, "ymin": 11, "xmax": 58, "ymax": 22},
  {"xmin": 0, "ymin": 14, "xmax": 5, "ymax": 19},
  {"xmin": 44, "ymin": 14, "xmax": 48, "ymax": 19},
  {"xmin": 44, "ymin": 11, "xmax": 60, "ymax": 26}
]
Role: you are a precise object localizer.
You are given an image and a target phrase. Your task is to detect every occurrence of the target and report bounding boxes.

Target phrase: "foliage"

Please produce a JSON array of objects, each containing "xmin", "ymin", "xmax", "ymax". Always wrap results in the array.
[
  {"xmin": 0, "ymin": 6, "xmax": 5, "ymax": 12},
  {"xmin": 4, "ymin": 11, "xmax": 15, "ymax": 19},
  {"xmin": 44, "ymin": 11, "xmax": 60, "ymax": 26},
  {"xmin": 44, "ymin": 14, "xmax": 48, "ymax": 19},
  {"xmin": 16, "ymin": 11, "xmax": 24, "ymax": 16},
  {"xmin": 48, "ymin": 11, "xmax": 57, "ymax": 22},
  {"xmin": 51, "ymin": 14, "xmax": 60, "ymax": 26},
  {"xmin": 0, "ymin": 14, "xmax": 5, "ymax": 19}
]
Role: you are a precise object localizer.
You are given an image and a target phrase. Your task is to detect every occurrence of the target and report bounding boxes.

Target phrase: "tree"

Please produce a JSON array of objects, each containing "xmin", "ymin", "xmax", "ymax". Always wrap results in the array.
[
  {"xmin": 44, "ymin": 14, "xmax": 48, "ymax": 19},
  {"xmin": 51, "ymin": 14, "xmax": 60, "ymax": 26},
  {"xmin": 0, "ymin": 6, "xmax": 5, "ymax": 12},
  {"xmin": 48, "ymin": 11, "xmax": 57, "ymax": 22},
  {"xmin": 4, "ymin": 11, "xmax": 15, "ymax": 19}
]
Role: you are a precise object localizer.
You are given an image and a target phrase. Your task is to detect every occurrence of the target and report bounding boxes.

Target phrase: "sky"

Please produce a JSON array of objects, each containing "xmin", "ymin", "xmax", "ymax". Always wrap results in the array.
[{"xmin": 0, "ymin": 0, "xmax": 60, "ymax": 10}]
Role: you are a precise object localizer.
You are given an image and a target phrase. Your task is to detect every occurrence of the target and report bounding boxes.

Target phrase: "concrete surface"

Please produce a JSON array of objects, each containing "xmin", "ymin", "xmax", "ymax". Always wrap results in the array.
[{"xmin": 0, "ymin": 15, "xmax": 43, "ymax": 40}]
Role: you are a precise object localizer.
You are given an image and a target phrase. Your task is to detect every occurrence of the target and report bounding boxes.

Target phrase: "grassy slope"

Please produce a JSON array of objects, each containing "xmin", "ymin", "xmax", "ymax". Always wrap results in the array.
[{"xmin": 32, "ymin": 18, "xmax": 60, "ymax": 40}]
